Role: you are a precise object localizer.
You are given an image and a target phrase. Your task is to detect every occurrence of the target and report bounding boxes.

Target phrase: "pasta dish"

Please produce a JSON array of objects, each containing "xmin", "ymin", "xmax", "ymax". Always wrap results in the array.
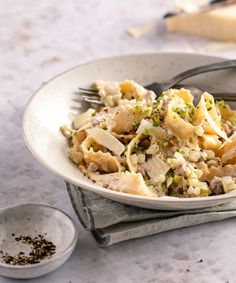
[{"xmin": 61, "ymin": 80, "xmax": 236, "ymax": 198}]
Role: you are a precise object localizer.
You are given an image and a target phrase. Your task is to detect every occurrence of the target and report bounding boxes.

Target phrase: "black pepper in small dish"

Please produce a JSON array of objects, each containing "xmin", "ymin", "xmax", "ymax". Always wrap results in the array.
[{"xmin": 0, "ymin": 234, "xmax": 56, "ymax": 265}]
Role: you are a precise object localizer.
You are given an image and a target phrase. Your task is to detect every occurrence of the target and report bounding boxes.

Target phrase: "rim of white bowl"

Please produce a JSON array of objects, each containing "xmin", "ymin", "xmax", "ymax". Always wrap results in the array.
[
  {"xmin": 0, "ymin": 203, "xmax": 78, "ymax": 269},
  {"xmin": 22, "ymin": 52, "xmax": 236, "ymax": 204}
]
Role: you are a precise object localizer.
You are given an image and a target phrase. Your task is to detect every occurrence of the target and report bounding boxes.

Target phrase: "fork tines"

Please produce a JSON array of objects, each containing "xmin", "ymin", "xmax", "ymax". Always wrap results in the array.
[
  {"xmin": 79, "ymin": 87, "xmax": 98, "ymax": 95},
  {"xmin": 77, "ymin": 87, "xmax": 103, "ymax": 104}
]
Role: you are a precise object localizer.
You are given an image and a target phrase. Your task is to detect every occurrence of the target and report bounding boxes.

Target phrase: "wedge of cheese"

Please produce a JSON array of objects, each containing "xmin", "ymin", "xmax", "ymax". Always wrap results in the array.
[{"xmin": 166, "ymin": 4, "xmax": 236, "ymax": 41}]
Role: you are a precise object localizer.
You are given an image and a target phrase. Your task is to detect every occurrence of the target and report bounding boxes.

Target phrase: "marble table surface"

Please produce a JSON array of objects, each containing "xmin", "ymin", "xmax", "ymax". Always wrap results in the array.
[{"xmin": 1, "ymin": 0, "xmax": 236, "ymax": 282}]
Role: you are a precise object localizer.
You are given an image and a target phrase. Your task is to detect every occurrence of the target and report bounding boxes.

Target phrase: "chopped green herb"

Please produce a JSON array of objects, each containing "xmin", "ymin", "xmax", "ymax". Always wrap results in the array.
[
  {"xmin": 230, "ymin": 118, "xmax": 236, "ymax": 126},
  {"xmin": 162, "ymin": 185, "xmax": 168, "ymax": 193},
  {"xmin": 152, "ymin": 102, "xmax": 161, "ymax": 113},
  {"xmin": 152, "ymin": 102, "xmax": 158, "ymax": 109},
  {"xmin": 173, "ymin": 174, "xmax": 181, "ymax": 184},
  {"xmin": 153, "ymin": 120, "xmax": 161, "ymax": 127},
  {"xmin": 132, "ymin": 120, "xmax": 140, "ymax": 130},
  {"xmin": 173, "ymin": 107, "xmax": 186, "ymax": 120},
  {"xmin": 144, "ymin": 127, "xmax": 152, "ymax": 136},
  {"xmin": 177, "ymin": 148, "xmax": 185, "ymax": 154},
  {"xmin": 92, "ymin": 112, "xmax": 96, "ymax": 116},
  {"xmin": 188, "ymin": 106, "xmax": 195, "ymax": 119},
  {"xmin": 165, "ymin": 170, "xmax": 172, "ymax": 178},
  {"xmin": 134, "ymin": 142, "xmax": 139, "ymax": 150},
  {"xmin": 134, "ymin": 105, "xmax": 151, "ymax": 115}
]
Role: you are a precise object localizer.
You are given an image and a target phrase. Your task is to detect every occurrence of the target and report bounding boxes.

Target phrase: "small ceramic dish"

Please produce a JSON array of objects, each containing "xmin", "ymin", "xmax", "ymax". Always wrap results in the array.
[{"xmin": 0, "ymin": 204, "xmax": 78, "ymax": 279}]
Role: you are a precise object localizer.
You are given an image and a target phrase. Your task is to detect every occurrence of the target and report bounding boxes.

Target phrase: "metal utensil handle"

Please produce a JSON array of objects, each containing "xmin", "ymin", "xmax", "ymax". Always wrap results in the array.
[
  {"xmin": 169, "ymin": 59, "xmax": 236, "ymax": 87},
  {"xmin": 213, "ymin": 92, "xmax": 236, "ymax": 101}
]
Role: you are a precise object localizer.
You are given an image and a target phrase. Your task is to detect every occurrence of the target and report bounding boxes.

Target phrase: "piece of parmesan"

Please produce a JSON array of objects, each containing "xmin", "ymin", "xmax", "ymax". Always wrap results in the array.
[
  {"xmin": 136, "ymin": 119, "xmax": 153, "ymax": 134},
  {"xmin": 73, "ymin": 108, "xmax": 95, "ymax": 130},
  {"xmin": 166, "ymin": 4, "xmax": 236, "ymax": 42},
  {"xmin": 143, "ymin": 155, "xmax": 170, "ymax": 182},
  {"xmin": 91, "ymin": 172, "xmax": 155, "ymax": 197},
  {"xmin": 86, "ymin": 128, "xmax": 125, "ymax": 156}
]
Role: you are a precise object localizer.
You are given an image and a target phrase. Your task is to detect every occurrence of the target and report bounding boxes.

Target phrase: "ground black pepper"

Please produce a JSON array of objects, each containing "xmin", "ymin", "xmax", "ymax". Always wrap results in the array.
[{"xmin": 0, "ymin": 234, "xmax": 56, "ymax": 265}]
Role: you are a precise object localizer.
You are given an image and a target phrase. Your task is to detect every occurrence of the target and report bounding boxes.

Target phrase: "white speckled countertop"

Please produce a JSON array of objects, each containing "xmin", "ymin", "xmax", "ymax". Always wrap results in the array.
[{"xmin": 1, "ymin": 1, "xmax": 236, "ymax": 282}]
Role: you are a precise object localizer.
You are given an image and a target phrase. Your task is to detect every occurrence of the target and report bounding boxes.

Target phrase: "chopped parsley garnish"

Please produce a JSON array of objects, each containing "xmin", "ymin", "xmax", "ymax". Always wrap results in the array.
[
  {"xmin": 134, "ymin": 142, "xmax": 139, "ymax": 150},
  {"xmin": 143, "ymin": 127, "xmax": 152, "ymax": 136},
  {"xmin": 134, "ymin": 105, "xmax": 150, "ymax": 115},
  {"xmin": 173, "ymin": 104, "xmax": 195, "ymax": 122},
  {"xmin": 189, "ymin": 106, "xmax": 195, "ymax": 115},
  {"xmin": 162, "ymin": 185, "xmax": 168, "ymax": 193},
  {"xmin": 153, "ymin": 120, "xmax": 161, "ymax": 127},
  {"xmin": 152, "ymin": 102, "xmax": 160, "ymax": 112},
  {"xmin": 177, "ymin": 148, "xmax": 185, "ymax": 154},
  {"xmin": 132, "ymin": 120, "xmax": 140, "ymax": 130},
  {"xmin": 230, "ymin": 118, "xmax": 236, "ymax": 126},
  {"xmin": 165, "ymin": 170, "xmax": 172, "ymax": 178},
  {"xmin": 173, "ymin": 174, "xmax": 181, "ymax": 184}
]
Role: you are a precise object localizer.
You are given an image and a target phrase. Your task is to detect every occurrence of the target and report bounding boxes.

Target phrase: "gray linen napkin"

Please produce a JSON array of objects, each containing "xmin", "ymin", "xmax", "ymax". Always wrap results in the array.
[{"xmin": 66, "ymin": 182, "xmax": 236, "ymax": 247}]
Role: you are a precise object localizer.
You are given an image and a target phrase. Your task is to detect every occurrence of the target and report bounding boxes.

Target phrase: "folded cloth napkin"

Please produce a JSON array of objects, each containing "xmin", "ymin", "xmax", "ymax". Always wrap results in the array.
[{"xmin": 66, "ymin": 182, "xmax": 236, "ymax": 247}]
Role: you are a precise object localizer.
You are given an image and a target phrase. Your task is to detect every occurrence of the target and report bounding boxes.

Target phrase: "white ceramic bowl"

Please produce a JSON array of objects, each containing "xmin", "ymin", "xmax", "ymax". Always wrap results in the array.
[
  {"xmin": 0, "ymin": 204, "xmax": 78, "ymax": 279},
  {"xmin": 23, "ymin": 53, "xmax": 236, "ymax": 210}
]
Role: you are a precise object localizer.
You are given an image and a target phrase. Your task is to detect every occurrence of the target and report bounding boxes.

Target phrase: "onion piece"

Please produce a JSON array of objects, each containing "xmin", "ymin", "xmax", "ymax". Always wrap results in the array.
[
  {"xmin": 200, "ymin": 95, "xmax": 228, "ymax": 140},
  {"xmin": 219, "ymin": 132, "xmax": 236, "ymax": 150},
  {"xmin": 136, "ymin": 119, "xmax": 152, "ymax": 134},
  {"xmin": 86, "ymin": 128, "xmax": 125, "ymax": 156},
  {"xmin": 126, "ymin": 134, "xmax": 142, "ymax": 173}
]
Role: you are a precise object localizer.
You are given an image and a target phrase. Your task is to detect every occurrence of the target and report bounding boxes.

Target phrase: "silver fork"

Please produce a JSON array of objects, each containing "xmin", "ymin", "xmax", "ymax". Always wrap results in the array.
[{"xmin": 78, "ymin": 59, "xmax": 236, "ymax": 105}]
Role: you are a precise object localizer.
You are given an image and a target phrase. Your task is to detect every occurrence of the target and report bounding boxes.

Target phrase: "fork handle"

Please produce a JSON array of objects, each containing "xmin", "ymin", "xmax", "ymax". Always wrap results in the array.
[
  {"xmin": 213, "ymin": 92, "xmax": 236, "ymax": 101},
  {"xmin": 168, "ymin": 59, "xmax": 236, "ymax": 88}
]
